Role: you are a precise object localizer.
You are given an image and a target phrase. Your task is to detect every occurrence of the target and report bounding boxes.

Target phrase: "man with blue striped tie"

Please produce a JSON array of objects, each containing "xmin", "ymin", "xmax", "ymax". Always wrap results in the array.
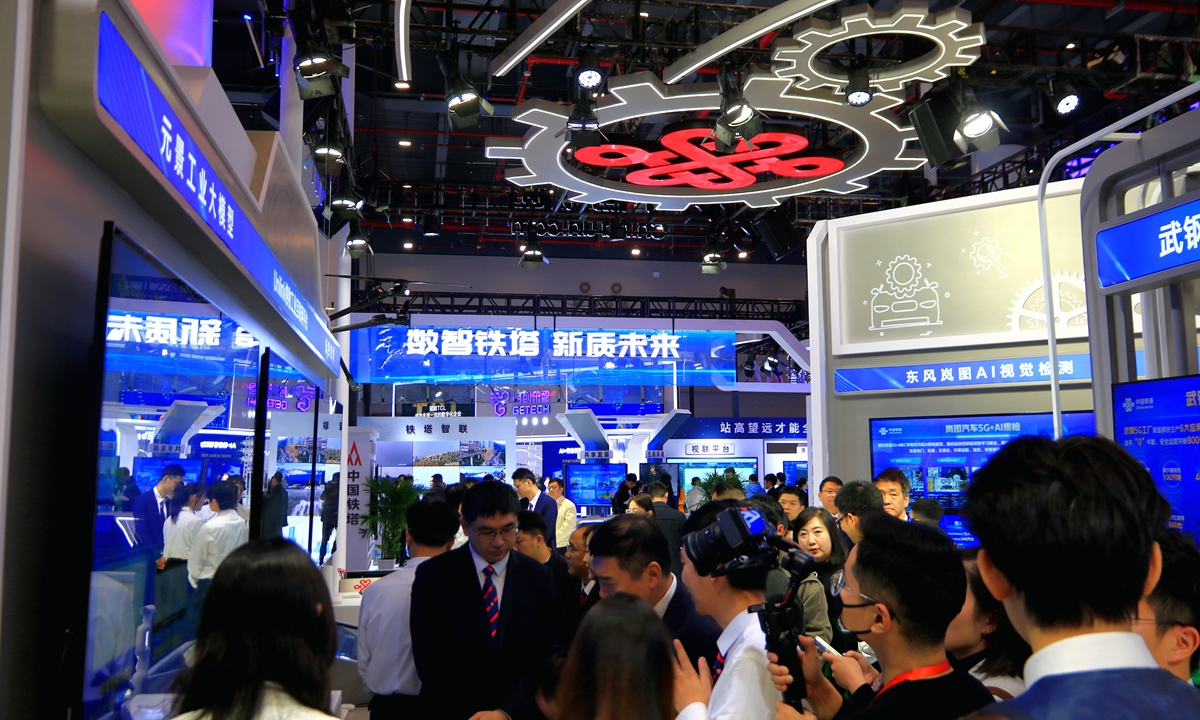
[{"xmin": 411, "ymin": 481, "xmax": 557, "ymax": 720}]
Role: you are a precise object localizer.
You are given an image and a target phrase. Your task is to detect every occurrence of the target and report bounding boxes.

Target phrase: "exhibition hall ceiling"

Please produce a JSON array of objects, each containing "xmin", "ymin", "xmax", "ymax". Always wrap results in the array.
[{"xmin": 210, "ymin": 0, "xmax": 1200, "ymax": 263}]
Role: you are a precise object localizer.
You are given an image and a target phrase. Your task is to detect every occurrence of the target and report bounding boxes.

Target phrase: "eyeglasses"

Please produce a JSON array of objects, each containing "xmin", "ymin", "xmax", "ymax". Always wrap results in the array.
[
  {"xmin": 830, "ymin": 569, "xmax": 901, "ymax": 621},
  {"xmin": 1133, "ymin": 616, "xmax": 1184, "ymax": 630},
  {"xmin": 471, "ymin": 525, "xmax": 518, "ymax": 541}
]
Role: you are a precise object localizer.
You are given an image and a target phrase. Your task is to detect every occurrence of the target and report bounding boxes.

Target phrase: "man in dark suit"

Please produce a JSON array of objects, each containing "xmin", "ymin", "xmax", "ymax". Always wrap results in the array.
[
  {"xmin": 515, "ymin": 510, "xmax": 581, "ymax": 648},
  {"xmin": 132, "ymin": 463, "xmax": 184, "ymax": 552},
  {"xmin": 566, "ymin": 524, "xmax": 600, "ymax": 616},
  {"xmin": 411, "ymin": 481, "xmax": 556, "ymax": 720},
  {"xmin": 611, "ymin": 474, "xmax": 636, "ymax": 514},
  {"xmin": 513, "ymin": 468, "xmax": 557, "ymax": 552},
  {"xmin": 587, "ymin": 514, "xmax": 719, "ymax": 665},
  {"xmin": 648, "ymin": 482, "xmax": 685, "ymax": 578}
]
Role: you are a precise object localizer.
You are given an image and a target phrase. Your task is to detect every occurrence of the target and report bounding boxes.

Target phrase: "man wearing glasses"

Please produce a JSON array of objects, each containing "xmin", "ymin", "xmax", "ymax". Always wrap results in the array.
[
  {"xmin": 411, "ymin": 481, "xmax": 556, "ymax": 720},
  {"xmin": 768, "ymin": 514, "xmax": 993, "ymax": 720},
  {"xmin": 1131, "ymin": 529, "xmax": 1200, "ymax": 685}
]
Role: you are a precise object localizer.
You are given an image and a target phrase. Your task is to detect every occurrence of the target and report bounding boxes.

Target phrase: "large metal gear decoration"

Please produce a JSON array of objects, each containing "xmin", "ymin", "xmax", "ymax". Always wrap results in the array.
[
  {"xmin": 773, "ymin": 2, "xmax": 985, "ymax": 94},
  {"xmin": 1007, "ymin": 271, "xmax": 1089, "ymax": 333},
  {"xmin": 485, "ymin": 71, "xmax": 924, "ymax": 210}
]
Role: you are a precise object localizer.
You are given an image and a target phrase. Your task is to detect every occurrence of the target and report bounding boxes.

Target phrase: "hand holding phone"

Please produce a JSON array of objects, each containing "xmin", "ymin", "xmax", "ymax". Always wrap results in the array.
[{"xmin": 812, "ymin": 635, "xmax": 842, "ymax": 658}]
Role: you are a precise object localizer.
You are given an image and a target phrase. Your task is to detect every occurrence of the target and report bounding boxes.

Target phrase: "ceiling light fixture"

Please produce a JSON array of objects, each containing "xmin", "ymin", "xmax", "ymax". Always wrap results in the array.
[
  {"xmin": 577, "ymin": 51, "xmax": 603, "ymax": 89},
  {"xmin": 402, "ymin": 241, "xmax": 414, "ymax": 250},
  {"xmin": 714, "ymin": 67, "xmax": 763, "ymax": 153},
  {"xmin": 398, "ymin": 139, "xmax": 412, "ymax": 147},
  {"xmin": 344, "ymin": 220, "xmax": 372, "ymax": 258},
  {"xmin": 631, "ymin": 247, "xmax": 642, "ymax": 256},
  {"xmin": 844, "ymin": 65, "xmax": 873, "ymax": 107},
  {"xmin": 953, "ymin": 88, "xmax": 1007, "ymax": 154},
  {"xmin": 422, "ymin": 214, "xmax": 440, "ymax": 236},
  {"xmin": 1052, "ymin": 81, "xmax": 1080, "ymax": 115},
  {"xmin": 1065, "ymin": 41, "xmax": 1076, "ymax": 49},
  {"xmin": 701, "ymin": 232, "xmax": 727, "ymax": 274},
  {"xmin": 294, "ymin": 42, "xmax": 333, "ymax": 79},
  {"xmin": 738, "ymin": 250, "xmax": 749, "ymax": 259},
  {"xmin": 519, "ymin": 231, "xmax": 549, "ymax": 268},
  {"xmin": 438, "ymin": 49, "xmax": 493, "ymax": 129}
]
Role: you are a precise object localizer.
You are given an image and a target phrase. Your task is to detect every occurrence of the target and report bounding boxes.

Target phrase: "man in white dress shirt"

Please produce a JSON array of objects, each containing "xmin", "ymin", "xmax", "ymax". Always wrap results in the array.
[
  {"xmin": 673, "ymin": 501, "xmax": 780, "ymax": 720},
  {"xmin": 188, "ymin": 481, "xmax": 248, "ymax": 591},
  {"xmin": 358, "ymin": 500, "xmax": 460, "ymax": 719},
  {"xmin": 546, "ymin": 477, "xmax": 577, "ymax": 554}
]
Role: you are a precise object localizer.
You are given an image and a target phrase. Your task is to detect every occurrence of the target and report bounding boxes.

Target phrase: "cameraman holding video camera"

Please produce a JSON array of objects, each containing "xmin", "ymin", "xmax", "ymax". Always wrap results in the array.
[
  {"xmin": 767, "ymin": 513, "xmax": 993, "ymax": 720},
  {"xmin": 673, "ymin": 500, "xmax": 783, "ymax": 720}
]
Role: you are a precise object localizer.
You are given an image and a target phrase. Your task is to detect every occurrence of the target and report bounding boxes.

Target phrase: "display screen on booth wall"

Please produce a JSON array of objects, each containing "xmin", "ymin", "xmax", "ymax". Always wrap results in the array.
[
  {"xmin": 1113, "ymin": 376, "xmax": 1200, "ymax": 540},
  {"xmin": 349, "ymin": 326, "xmax": 736, "ymax": 386},
  {"xmin": 564, "ymin": 463, "xmax": 628, "ymax": 506},
  {"xmin": 869, "ymin": 411, "xmax": 1096, "ymax": 547}
]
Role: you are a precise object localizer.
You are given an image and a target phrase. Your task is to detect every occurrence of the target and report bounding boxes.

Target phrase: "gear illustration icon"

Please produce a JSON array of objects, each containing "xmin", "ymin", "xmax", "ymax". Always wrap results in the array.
[
  {"xmin": 773, "ymin": 2, "xmax": 985, "ymax": 94},
  {"xmin": 970, "ymin": 235, "xmax": 1008, "ymax": 276},
  {"xmin": 886, "ymin": 255, "xmax": 924, "ymax": 299},
  {"xmin": 1008, "ymin": 271, "xmax": 1088, "ymax": 333},
  {"xmin": 484, "ymin": 71, "xmax": 924, "ymax": 210}
]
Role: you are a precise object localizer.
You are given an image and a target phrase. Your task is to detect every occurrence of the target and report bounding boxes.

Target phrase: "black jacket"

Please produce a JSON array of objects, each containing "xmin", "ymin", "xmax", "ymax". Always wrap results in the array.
[
  {"xmin": 545, "ymin": 550, "xmax": 582, "ymax": 648},
  {"xmin": 411, "ymin": 546, "xmax": 556, "ymax": 719},
  {"xmin": 653, "ymin": 501, "xmax": 687, "ymax": 577},
  {"xmin": 662, "ymin": 578, "xmax": 721, "ymax": 667},
  {"xmin": 611, "ymin": 485, "xmax": 632, "ymax": 514}
]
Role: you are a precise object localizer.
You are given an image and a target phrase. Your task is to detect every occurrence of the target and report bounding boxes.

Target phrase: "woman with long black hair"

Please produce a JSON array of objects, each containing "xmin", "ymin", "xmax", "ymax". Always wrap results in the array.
[{"xmin": 173, "ymin": 538, "xmax": 337, "ymax": 720}]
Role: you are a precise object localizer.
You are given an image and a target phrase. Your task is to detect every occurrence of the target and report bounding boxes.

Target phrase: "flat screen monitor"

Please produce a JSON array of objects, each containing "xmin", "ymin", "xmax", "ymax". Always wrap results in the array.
[
  {"xmin": 668, "ymin": 458, "xmax": 759, "ymax": 489},
  {"xmin": 781, "ymin": 460, "xmax": 808, "ymax": 487},
  {"xmin": 1113, "ymin": 376, "xmax": 1200, "ymax": 541},
  {"xmin": 131, "ymin": 457, "xmax": 205, "ymax": 492},
  {"xmin": 564, "ymin": 463, "xmax": 628, "ymax": 507},
  {"xmin": 869, "ymin": 411, "xmax": 1096, "ymax": 548},
  {"xmin": 639, "ymin": 463, "xmax": 681, "ymax": 496}
]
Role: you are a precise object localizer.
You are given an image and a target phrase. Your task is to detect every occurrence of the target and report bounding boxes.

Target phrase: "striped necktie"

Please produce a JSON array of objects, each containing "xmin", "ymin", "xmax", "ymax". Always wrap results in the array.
[
  {"xmin": 482, "ymin": 565, "xmax": 499, "ymax": 639},
  {"xmin": 712, "ymin": 650, "xmax": 726, "ymax": 680}
]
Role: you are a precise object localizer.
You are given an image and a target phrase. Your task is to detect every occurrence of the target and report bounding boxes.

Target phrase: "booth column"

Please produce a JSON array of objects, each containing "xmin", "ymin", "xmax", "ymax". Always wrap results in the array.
[{"xmin": 337, "ymin": 425, "xmax": 378, "ymax": 572}]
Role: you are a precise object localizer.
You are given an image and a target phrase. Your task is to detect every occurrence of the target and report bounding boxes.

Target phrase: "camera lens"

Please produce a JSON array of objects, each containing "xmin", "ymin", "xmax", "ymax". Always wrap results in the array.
[{"xmin": 683, "ymin": 521, "xmax": 729, "ymax": 577}]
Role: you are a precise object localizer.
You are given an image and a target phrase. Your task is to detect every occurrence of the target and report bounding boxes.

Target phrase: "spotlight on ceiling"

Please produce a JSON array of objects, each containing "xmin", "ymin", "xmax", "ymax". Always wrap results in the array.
[
  {"xmin": 519, "ymin": 231, "xmax": 549, "ymax": 268},
  {"xmin": 576, "ymin": 51, "xmax": 604, "ymax": 89},
  {"xmin": 311, "ymin": 131, "xmax": 345, "ymax": 174},
  {"xmin": 422, "ymin": 214, "xmax": 440, "ymax": 237},
  {"xmin": 344, "ymin": 220, "xmax": 371, "ymax": 258},
  {"xmin": 714, "ymin": 68, "xmax": 763, "ymax": 154},
  {"xmin": 701, "ymin": 232, "xmax": 727, "ymax": 274},
  {"xmin": 394, "ymin": 80, "xmax": 410, "ymax": 90},
  {"xmin": 398, "ymin": 139, "xmax": 413, "ymax": 147},
  {"xmin": 330, "ymin": 170, "xmax": 364, "ymax": 218},
  {"xmin": 566, "ymin": 92, "xmax": 601, "ymax": 144},
  {"xmin": 953, "ymin": 89, "xmax": 1007, "ymax": 154},
  {"xmin": 402, "ymin": 240, "xmax": 414, "ymax": 250},
  {"xmin": 844, "ymin": 66, "xmax": 873, "ymax": 107},
  {"xmin": 438, "ymin": 50, "xmax": 493, "ymax": 130},
  {"xmin": 631, "ymin": 247, "xmax": 642, "ymax": 256},
  {"xmin": 294, "ymin": 40, "xmax": 332, "ymax": 79},
  {"xmin": 1052, "ymin": 82, "xmax": 1080, "ymax": 116}
]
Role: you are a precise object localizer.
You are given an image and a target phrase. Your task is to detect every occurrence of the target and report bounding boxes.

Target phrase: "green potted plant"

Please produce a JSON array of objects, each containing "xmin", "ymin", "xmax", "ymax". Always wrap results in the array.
[
  {"xmin": 358, "ymin": 475, "xmax": 422, "ymax": 570},
  {"xmin": 697, "ymin": 468, "xmax": 745, "ymax": 503}
]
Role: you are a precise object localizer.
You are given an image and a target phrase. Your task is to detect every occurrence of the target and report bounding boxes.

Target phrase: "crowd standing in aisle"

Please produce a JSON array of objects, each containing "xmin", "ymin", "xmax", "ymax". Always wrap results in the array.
[{"xmin": 546, "ymin": 477, "xmax": 577, "ymax": 554}]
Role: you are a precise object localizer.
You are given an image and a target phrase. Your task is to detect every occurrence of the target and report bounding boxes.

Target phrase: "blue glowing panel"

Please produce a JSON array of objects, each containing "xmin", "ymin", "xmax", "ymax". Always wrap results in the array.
[
  {"xmin": 96, "ymin": 14, "xmax": 338, "ymax": 374},
  {"xmin": 132, "ymin": 458, "xmax": 205, "ymax": 492},
  {"xmin": 835, "ymin": 353, "xmax": 1091, "ymax": 393},
  {"xmin": 678, "ymin": 417, "xmax": 806, "ymax": 439},
  {"xmin": 564, "ymin": 463, "xmax": 628, "ymax": 506},
  {"xmin": 869, "ymin": 412, "xmax": 1096, "ymax": 547},
  {"xmin": 1113, "ymin": 376, "xmax": 1200, "ymax": 541},
  {"xmin": 349, "ymin": 327, "xmax": 737, "ymax": 386},
  {"xmin": 1095, "ymin": 194, "xmax": 1200, "ymax": 289}
]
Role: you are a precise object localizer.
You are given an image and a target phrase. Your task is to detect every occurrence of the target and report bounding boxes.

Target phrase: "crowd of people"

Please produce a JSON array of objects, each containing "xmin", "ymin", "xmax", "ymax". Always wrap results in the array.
[{"xmin": 166, "ymin": 434, "xmax": 1200, "ymax": 720}]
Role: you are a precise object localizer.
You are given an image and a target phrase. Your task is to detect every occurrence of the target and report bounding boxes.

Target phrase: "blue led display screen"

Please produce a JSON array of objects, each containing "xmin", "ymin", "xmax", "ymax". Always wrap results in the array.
[
  {"xmin": 96, "ymin": 14, "xmax": 339, "ymax": 374},
  {"xmin": 349, "ymin": 326, "xmax": 736, "ymax": 386},
  {"xmin": 869, "ymin": 411, "xmax": 1096, "ymax": 547},
  {"xmin": 1095, "ymin": 193, "xmax": 1200, "ymax": 289},
  {"xmin": 564, "ymin": 463, "xmax": 628, "ymax": 506},
  {"xmin": 1113, "ymin": 376, "xmax": 1200, "ymax": 541}
]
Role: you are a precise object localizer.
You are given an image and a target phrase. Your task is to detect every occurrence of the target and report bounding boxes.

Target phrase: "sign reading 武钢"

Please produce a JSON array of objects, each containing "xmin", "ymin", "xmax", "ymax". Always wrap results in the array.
[
  {"xmin": 1095, "ymin": 192, "xmax": 1200, "ymax": 291},
  {"xmin": 349, "ymin": 326, "xmax": 736, "ymax": 386}
]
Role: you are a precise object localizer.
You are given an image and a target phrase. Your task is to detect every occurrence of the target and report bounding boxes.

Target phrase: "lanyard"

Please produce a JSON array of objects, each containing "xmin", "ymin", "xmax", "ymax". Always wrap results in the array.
[{"xmin": 868, "ymin": 660, "xmax": 953, "ymax": 706}]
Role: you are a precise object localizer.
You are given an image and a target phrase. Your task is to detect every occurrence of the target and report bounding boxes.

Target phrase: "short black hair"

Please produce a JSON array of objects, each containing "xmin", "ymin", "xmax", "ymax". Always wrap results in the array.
[
  {"xmin": 712, "ymin": 480, "xmax": 744, "ymax": 499},
  {"xmin": 966, "ymin": 435, "xmax": 1170, "ymax": 628},
  {"xmin": 444, "ymin": 482, "xmax": 468, "ymax": 512},
  {"xmin": 854, "ymin": 513, "xmax": 965, "ymax": 647},
  {"xmin": 873, "ymin": 468, "xmax": 910, "ymax": 496},
  {"xmin": 836, "ymin": 482, "xmax": 884, "ymax": 516},
  {"xmin": 406, "ymin": 500, "xmax": 461, "ymax": 547},
  {"xmin": 691, "ymin": 477, "xmax": 700, "ymax": 485},
  {"xmin": 461, "ymin": 480, "xmax": 521, "ymax": 523},
  {"xmin": 1149, "ymin": 530, "xmax": 1200, "ymax": 674},
  {"xmin": 512, "ymin": 468, "xmax": 538, "ymax": 484},
  {"xmin": 746, "ymin": 495, "xmax": 787, "ymax": 532},
  {"xmin": 431, "ymin": 473, "xmax": 444, "ymax": 483},
  {"xmin": 777, "ymin": 485, "xmax": 805, "ymax": 503},
  {"xmin": 162, "ymin": 463, "xmax": 186, "ymax": 479},
  {"xmin": 749, "ymin": 474, "xmax": 759, "ymax": 484},
  {"xmin": 547, "ymin": 477, "xmax": 565, "ymax": 490},
  {"xmin": 910, "ymin": 499, "xmax": 945, "ymax": 524},
  {"xmin": 647, "ymin": 482, "xmax": 669, "ymax": 499},
  {"xmin": 626, "ymin": 473, "xmax": 637, "ymax": 483},
  {"xmin": 518, "ymin": 509, "xmax": 549, "ymax": 542},
  {"xmin": 208, "ymin": 481, "xmax": 237, "ymax": 511},
  {"xmin": 659, "ymin": 472, "xmax": 671, "ymax": 484},
  {"xmin": 819, "ymin": 476, "xmax": 843, "ymax": 492},
  {"xmin": 682, "ymin": 500, "xmax": 769, "ymax": 590},
  {"xmin": 588, "ymin": 514, "xmax": 671, "ymax": 580},
  {"xmin": 537, "ymin": 652, "xmax": 567, "ymax": 705}
]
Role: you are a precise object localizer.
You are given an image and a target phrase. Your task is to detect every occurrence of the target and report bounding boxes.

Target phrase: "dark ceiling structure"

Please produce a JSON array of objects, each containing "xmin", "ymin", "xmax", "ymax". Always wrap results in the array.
[{"xmin": 213, "ymin": 0, "xmax": 1200, "ymax": 265}]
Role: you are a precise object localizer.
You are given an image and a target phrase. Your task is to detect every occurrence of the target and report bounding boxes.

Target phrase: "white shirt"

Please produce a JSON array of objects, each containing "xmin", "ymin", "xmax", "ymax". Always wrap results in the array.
[
  {"xmin": 452, "ymin": 526, "xmax": 468, "ymax": 549},
  {"xmin": 526, "ymin": 489, "xmax": 543, "ymax": 514},
  {"xmin": 153, "ymin": 487, "xmax": 169, "ymax": 520},
  {"xmin": 677, "ymin": 609, "xmax": 780, "ymax": 720},
  {"xmin": 358, "ymin": 556, "xmax": 429, "ymax": 696},
  {"xmin": 686, "ymin": 487, "xmax": 706, "ymax": 512},
  {"xmin": 469, "ymin": 544, "xmax": 510, "ymax": 606},
  {"xmin": 1023, "ymin": 631, "xmax": 1159, "ymax": 689},
  {"xmin": 188, "ymin": 509, "xmax": 248, "ymax": 587},
  {"xmin": 969, "ymin": 660, "xmax": 1026, "ymax": 699},
  {"xmin": 653, "ymin": 574, "xmax": 679, "ymax": 618},
  {"xmin": 173, "ymin": 683, "xmax": 331, "ymax": 720},
  {"xmin": 235, "ymin": 503, "xmax": 250, "ymax": 522},
  {"xmin": 582, "ymin": 580, "xmax": 595, "ymax": 597},
  {"xmin": 197, "ymin": 503, "xmax": 216, "ymax": 523},
  {"xmin": 554, "ymin": 495, "xmax": 578, "ymax": 548},
  {"xmin": 163, "ymin": 507, "xmax": 202, "ymax": 560}
]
